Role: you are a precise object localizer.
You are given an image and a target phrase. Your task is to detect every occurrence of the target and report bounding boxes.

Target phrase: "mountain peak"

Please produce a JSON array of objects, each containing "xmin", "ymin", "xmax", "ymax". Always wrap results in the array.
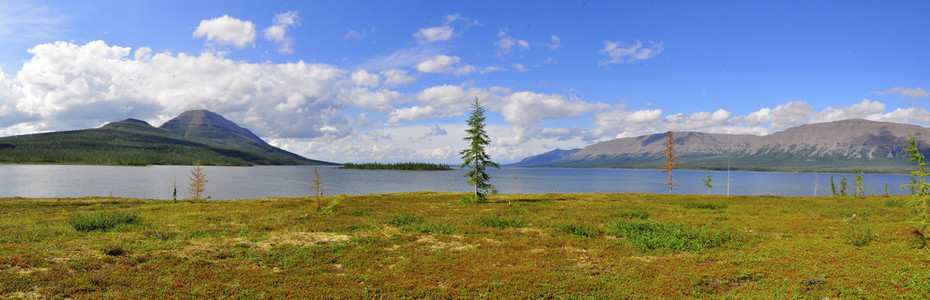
[{"xmin": 159, "ymin": 110, "xmax": 266, "ymax": 146}]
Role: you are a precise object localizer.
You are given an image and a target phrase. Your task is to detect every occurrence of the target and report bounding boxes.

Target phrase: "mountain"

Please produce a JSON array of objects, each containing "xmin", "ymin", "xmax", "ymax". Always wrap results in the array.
[
  {"xmin": 512, "ymin": 119, "xmax": 930, "ymax": 173},
  {"xmin": 0, "ymin": 110, "xmax": 333, "ymax": 166}
]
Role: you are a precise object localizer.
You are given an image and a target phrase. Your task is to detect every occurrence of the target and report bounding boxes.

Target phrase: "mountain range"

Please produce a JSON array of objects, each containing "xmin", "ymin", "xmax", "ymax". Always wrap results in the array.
[
  {"xmin": 512, "ymin": 119, "xmax": 930, "ymax": 173},
  {"xmin": 0, "ymin": 110, "xmax": 332, "ymax": 166}
]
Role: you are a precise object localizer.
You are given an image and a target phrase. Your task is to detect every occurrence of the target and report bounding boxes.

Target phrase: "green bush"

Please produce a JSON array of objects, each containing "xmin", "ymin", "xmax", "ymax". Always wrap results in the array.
[
  {"xmin": 606, "ymin": 219, "xmax": 732, "ymax": 252},
  {"xmin": 68, "ymin": 211, "xmax": 139, "ymax": 232},
  {"xmin": 619, "ymin": 208, "xmax": 650, "ymax": 220},
  {"xmin": 554, "ymin": 224, "xmax": 600, "ymax": 238},
  {"xmin": 843, "ymin": 219, "xmax": 876, "ymax": 247},
  {"xmin": 685, "ymin": 203, "xmax": 728, "ymax": 210},
  {"xmin": 387, "ymin": 214, "xmax": 425, "ymax": 227},
  {"xmin": 478, "ymin": 215, "xmax": 527, "ymax": 229}
]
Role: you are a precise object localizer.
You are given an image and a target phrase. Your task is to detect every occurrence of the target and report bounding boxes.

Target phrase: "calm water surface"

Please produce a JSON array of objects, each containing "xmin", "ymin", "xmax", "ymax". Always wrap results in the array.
[{"xmin": 0, "ymin": 165, "xmax": 915, "ymax": 199}]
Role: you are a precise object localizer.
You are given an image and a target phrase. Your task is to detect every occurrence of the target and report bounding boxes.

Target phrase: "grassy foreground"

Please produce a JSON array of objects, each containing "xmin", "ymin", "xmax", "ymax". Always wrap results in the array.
[{"xmin": 2, "ymin": 192, "xmax": 929, "ymax": 298}]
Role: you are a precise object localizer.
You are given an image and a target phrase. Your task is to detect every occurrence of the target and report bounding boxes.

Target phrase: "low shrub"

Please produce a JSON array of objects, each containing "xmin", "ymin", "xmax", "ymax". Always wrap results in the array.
[
  {"xmin": 554, "ymin": 224, "xmax": 600, "ymax": 238},
  {"xmin": 478, "ymin": 215, "xmax": 527, "ymax": 229},
  {"xmin": 619, "ymin": 208, "xmax": 650, "ymax": 220},
  {"xmin": 843, "ymin": 219, "xmax": 875, "ymax": 247},
  {"xmin": 685, "ymin": 203, "xmax": 728, "ymax": 210},
  {"xmin": 68, "ymin": 211, "xmax": 139, "ymax": 232},
  {"xmin": 387, "ymin": 214, "xmax": 425, "ymax": 227},
  {"xmin": 606, "ymin": 219, "xmax": 732, "ymax": 252}
]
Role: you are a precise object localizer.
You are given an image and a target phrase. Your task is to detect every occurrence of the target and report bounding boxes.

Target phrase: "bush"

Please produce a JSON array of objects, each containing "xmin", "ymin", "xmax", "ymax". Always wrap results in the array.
[
  {"xmin": 685, "ymin": 203, "xmax": 728, "ymax": 210},
  {"xmin": 460, "ymin": 194, "xmax": 483, "ymax": 204},
  {"xmin": 478, "ymin": 215, "xmax": 527, "ymax": 229},
  {"xmin": 68, "ymin": 211, "xmax": 139, "ymax": 232},
  {"xmin": 554, "ymin": 224, "xmax": 600, "ymax": 238},
  {"xmin": 618, "ymin": 208, "xmax": 650, "ymax": 220},
  {"xmin": 606, "ymin": 219, "xmax": 732, "ymax": 252},
  {"xmin": 843, "ymin": 219, "xmax": 875, "ymax": 247},
  {"xmin": 387, "ymin": 214, "xmax": 425, "ymax": 227}
]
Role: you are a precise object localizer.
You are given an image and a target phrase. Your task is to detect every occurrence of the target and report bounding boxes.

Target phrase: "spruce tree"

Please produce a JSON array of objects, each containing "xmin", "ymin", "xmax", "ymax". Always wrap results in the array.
[{"xmin": 459, "ymin": 97, "xmax": 499, "ymax": 202}]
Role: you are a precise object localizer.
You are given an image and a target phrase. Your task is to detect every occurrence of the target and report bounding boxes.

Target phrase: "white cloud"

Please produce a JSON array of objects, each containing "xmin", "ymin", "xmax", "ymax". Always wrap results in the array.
[
  {"xmin": 549, "ymin": 35, "xmax": 561, "ymax": 50},
  {"xmin": 416, "ymin": 55, "xmax": 460, "ymax": 73},
  {"xmin": 809, "ymin": 99, "xmax": 885, "ymax": 124},
  {"xmin": 413, "ymin": 13, "xmax": 476, "ymax": 44},
  {"xmin": 263, "ymin": 11, "xmax": 300, "ymax": 54},
  {"xmin": 414, "ymin": 25, "xmax": 453, "ymax": 44},
  {"xmin": 481, "ymin": 66, "xmax": 504, "ymax": 74},
  {"xmin": 494, "ymin": 29, "xmax": 529, "ymax": 56},
  {"xmin": 380, "ymin": 69, "xmax": 416, "ymax": 87},
  {"xmin": 454, "ymin": 65, "xmax": 477, "ymax": 76},
  {"xmin": 4, "ymin": 40, "xmax": 383, "ymax": 139},
  {"xmin": 512, "ymin": 63, "xmax": 526, "ymax": 72},
  {"xmin": 874, "ymin": 86, "xmax": 929, "ymax": 98},
  {"xmin": 593, "ymin": 108, "xmax": 663, "ymax": 138},
  {"xmin": 193, "ymin": 15, "xmax": 256, "ymax": 48},
  {"xmin": 598, "ymin": 40, "xmax": 664, "ymax": 67},
  {"xmin": 742, "ymin": 101, "xmax": 814, "ymax": 129},
  {"xmin": 663, "ymin": 109, "xmax": 731, "ymax": 131},
  {"xmin": 351, "ymin": 69, "xmax": 380, "ymax": 87}
]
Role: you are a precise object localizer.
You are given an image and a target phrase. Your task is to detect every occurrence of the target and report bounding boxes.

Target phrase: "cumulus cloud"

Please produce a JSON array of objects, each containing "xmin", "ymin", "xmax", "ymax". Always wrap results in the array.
[
  {"xmin": 351, "ymin": 69, "xmax": 380, "ymax": 87},
  {"xmin": 663, "ymin": 109, "xmax": 731, "ymax": 131},
  {"xmin": 741, "ymin": 101, "xmax": 814, "ymax": 129},
  {"xmin": 873, "ymin": 86, "xmax": 929, "ymax": 98},
  {"xmin": 593, "ymin": 108, "xmax": 663, "ymax": 138},
  {"xmin": 809, "ymin": 99, "xmax": 885, "ymax": 124},
  {"xmin": 380, "ymin": 69, "xmax": 416, "ymax": 87},
  {"xmin": 4, "ymin": 40, "xmax": 387, "ymax": 139},
  {"xmin": 388, "ymin": 84, "xmax": 490, "ymax": 122},
  {"xmin": 494, "ymin": 29, "xmax": 529, "ymax": 56},
  {"xmin": 414, "ymin": 25, "xmax": 453, "ymax": 44},
  {"xmin": 413, "ymin": 13, "xmax": 476, "ymax": 44},
  {"xmin": 598, "ymin": 40, "xmax": 664, "ymax": 67},
  {"xmin": 415, "ymin": 55, "xmax": 474, "ymax": 75},
  {"xmin": 193, "ymin": 15, "xmax": 256, "ymax": 48},
  {"xmin": 263, "ymin": 11, "xmax": 300, "ymax": 54}
]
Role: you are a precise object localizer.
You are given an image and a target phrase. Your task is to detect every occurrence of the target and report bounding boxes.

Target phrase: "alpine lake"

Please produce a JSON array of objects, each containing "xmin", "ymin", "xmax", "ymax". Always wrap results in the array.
[{"xmin": 0, "ymin": 165, "xmax": 916, "ymax": 199}]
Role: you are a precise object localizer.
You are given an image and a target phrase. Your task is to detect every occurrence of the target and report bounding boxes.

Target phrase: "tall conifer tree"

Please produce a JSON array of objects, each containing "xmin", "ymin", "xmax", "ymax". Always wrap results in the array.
[{"xmin": 460, "ymin": 97, "xmax": 499, "ymax": 201}]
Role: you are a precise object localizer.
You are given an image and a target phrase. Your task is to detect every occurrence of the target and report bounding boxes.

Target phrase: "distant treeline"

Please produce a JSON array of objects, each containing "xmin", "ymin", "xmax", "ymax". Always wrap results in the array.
[{"xmin": 340, "ymin": 162, "xmax": 454, "ymax": 171}]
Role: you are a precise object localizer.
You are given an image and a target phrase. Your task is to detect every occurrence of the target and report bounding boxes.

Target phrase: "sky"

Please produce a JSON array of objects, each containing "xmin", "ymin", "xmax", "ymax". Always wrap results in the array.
[{"xmin": 0, "ymin": 1, "xmax": 928, "ymax": 164}]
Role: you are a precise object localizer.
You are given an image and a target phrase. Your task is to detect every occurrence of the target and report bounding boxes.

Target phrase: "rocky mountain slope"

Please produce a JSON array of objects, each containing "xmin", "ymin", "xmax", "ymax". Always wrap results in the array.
[
  {"xmin": 0, "ymin": 110, "xmax": 332, "ymax": 166},
  {"xmin": 512, "ymin": 119, "xmax": 930, "ymax": 173}
]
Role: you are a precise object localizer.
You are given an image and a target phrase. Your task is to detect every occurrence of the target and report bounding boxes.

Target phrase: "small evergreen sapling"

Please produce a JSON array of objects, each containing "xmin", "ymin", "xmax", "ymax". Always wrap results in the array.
[
  {"xmin": 839, "ymin": 175, "xmax": 848, "ymax": 196},
  {"xmin": 852, "ymin": 170, "xmax": 865, "ymax": 198},
  {"xmin": 900, "ymin": 133, "xmax": 930, "ymax": 247},
  {"xmin": 188, "ymin": 161, "xmax": 208, "ymax": 201},
  {"xmin": 703, "ymin": 171, "xmax": 713, "ymax": 195}
]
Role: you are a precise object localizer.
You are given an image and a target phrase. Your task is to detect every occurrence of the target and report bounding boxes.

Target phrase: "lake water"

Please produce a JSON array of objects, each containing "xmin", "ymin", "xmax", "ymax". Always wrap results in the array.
[{"xmin": 0, "ymin": 165, "xmax": 916, "ymax": 200}]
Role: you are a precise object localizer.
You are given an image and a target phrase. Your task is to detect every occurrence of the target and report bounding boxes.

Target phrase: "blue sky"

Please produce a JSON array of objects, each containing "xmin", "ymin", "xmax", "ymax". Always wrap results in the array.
[{"xmin": 0, "ymin": 1, "xmax": 928, "ymax": 163}]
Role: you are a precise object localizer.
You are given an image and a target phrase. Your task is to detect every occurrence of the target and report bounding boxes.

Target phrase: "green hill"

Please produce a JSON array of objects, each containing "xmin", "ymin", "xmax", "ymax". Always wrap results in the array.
[{"xmin": 0, "ymin": 110, "xmax": 333, "ymax": 166}]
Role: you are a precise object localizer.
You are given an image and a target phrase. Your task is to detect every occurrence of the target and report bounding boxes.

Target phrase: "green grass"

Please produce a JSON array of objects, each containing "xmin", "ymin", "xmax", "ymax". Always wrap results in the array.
[
  {"xmin": 67, "ymin": 211, "xmax": 140, "ymax": 231},
  {"xmin": 606, "ymin": 219, "xmax": 733, "ymax": 252},
  {"xmin": 1, "ymin": 193, "xmax": 929, "ymax": 298}
]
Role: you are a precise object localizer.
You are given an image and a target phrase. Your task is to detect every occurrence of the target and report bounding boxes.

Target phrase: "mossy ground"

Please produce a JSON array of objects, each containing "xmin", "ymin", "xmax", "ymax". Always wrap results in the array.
[{"xmin": 2, "ymin": 193, "xmax": 929, "ymax": 298}]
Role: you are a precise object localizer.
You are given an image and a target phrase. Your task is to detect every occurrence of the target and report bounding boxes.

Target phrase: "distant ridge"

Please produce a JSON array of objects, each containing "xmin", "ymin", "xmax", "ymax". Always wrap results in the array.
[
  {"xmin": 512, "ymin": 119, "xmax": 930, "ymax": 173},
  {"xmin": 0, "ymin": 110, "xmax": 334, "ymax": 166},
  {"xmin": 160, "ymin": 110, "xmax": 266, "ymax": 146}
]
